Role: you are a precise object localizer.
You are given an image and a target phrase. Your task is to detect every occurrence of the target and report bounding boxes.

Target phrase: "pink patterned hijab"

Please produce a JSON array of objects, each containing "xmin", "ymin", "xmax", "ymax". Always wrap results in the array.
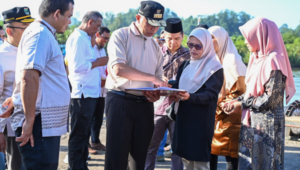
[{"xmin": 239, "ymin": 17, "xmax": 296, "ymax": 126}]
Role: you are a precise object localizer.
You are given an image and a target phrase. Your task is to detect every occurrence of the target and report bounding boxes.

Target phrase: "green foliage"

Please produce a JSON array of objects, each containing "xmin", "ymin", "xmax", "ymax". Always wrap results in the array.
[
  {"xmin": 279, "ymin": 24, "xmax": 300, "ymax": 67},
  {"xmin": 181, "ymin": 34, "xmax": 188, "ymax": 48},
  {"xmin": 1, "ymin": 8, "xmax": 300, "ymax": 67},
  {"xmin": 231, "ymin": 35, "xmax": 250, "ymax": 63},
  {"xmin": 56, "ymin": 24, "xmax": 79, "ymax": 44}
]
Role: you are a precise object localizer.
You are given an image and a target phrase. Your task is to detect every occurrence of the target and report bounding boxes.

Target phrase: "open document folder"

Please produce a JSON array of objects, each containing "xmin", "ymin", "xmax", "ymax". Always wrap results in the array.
[{"xmin": 125, "ymin": 87, "xmax": 186, "ymax": 96}]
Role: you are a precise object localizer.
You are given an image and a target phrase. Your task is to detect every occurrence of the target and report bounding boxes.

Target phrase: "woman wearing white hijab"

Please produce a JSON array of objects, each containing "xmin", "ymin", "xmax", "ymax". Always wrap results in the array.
[
  {"xmin": 169, "ymin": 28, "xmax": 223, "ymax": 170},
  {"xmin": 208, "ymin": 26, "xmax": 247, "ymax": 170}
]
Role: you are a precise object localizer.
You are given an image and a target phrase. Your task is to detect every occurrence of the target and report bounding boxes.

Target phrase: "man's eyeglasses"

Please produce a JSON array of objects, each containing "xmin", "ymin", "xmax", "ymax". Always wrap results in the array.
[
  {"xmin": 100, "ymin": 34, "xmax": 110, "ymax": 41},
  {"xmin": 187, "ymin": 42, "xmax": 203, "ymax": 50},
  {"xmin": 7, "ymin": 26, "xmax": 27, "ymax": 30}
]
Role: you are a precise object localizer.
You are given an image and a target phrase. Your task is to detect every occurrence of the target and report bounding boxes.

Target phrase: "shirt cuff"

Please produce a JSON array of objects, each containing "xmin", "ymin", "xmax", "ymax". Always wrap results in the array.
[
  {"xmin": 86, "ymin": 62, "xmax": 92, "ymax": 73},
  {"xmin": 110, "ymin": 59, "xmax": 126, "ymax": 69}
]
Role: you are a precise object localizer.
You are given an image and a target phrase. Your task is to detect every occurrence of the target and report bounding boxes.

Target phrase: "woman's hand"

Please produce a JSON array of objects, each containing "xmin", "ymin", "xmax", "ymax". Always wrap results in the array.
[
  {"xmin": 169, "ymin": 94, "xmax": 180, "ymax": 102},
  {"xmin": 221, "ymin": 100, "xmax": 236, "ymax": 111},
  {"xmin": 169, "ymin": 92, "xmax": 190, "ymax": 102},
  {"xmin": 224, "ymin": 101, "xmax": 242, "ymax": 115}
]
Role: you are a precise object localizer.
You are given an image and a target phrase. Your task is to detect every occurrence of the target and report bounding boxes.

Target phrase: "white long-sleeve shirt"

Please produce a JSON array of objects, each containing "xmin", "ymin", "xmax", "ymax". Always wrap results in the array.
[
  {"xmin": 93, "ymin": 46, "xmax": 107, "ymax": 97},
  {"xmin": 0, "ymin": 41, "xmax": 17, "ymax": 137},
  {"xmin": 66, "ymin": 28, "xmax": 101, "ymax": 98}
]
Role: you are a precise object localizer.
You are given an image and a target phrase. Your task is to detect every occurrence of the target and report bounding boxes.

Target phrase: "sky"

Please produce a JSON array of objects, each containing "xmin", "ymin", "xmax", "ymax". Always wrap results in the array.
[{"xmin": 0, "ymin": 0, "xmax": 299, "ymax": 29}]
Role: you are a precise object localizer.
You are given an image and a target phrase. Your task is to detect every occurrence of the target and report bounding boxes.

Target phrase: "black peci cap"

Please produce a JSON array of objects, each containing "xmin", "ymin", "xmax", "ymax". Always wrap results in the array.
[
  {"xmin": 165, "ymin": 18, "xmax": 183, "ymax": 34},
  {"xmin": 2, "ymin": 7, "xmax": 34, "ymax": 24},
  {"xmin": 138, "ymin": 1, "xmax": 166, "ymax": 27}
]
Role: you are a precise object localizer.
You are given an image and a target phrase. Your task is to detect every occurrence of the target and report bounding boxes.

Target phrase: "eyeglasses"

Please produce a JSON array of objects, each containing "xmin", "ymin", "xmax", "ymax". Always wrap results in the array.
[
  {"xmin": 187, "ymin": 42, "xmax": 203, "ymax": 50},
  {"xmin": 100, "ymin": 34, "xmax": 110, "ymax": 41},
  {"xmin": 7, "ymin": 26, "xmax": 27, "ymax": 30}
]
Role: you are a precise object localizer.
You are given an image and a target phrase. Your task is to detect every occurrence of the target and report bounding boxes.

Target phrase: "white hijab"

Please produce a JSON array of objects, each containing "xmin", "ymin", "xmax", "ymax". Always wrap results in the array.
[
  {"xmin": 179, "ymin": 28, "xmax": 222, "ymax": 93},
  {"xmin": 208, "ymin": 26, "xmax": 247, "ymax": 90}
]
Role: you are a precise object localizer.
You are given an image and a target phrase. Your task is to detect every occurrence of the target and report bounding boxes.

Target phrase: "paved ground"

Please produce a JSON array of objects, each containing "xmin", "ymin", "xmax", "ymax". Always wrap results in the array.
[{"xmin": 58, "ymin": 119, "xmax": 300, "ymax": 170}]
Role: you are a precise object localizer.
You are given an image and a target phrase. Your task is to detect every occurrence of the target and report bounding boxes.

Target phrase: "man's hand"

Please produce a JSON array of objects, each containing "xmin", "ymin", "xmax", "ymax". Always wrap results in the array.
[
  {"xmin": 0, "ymin": 97, "xmax": 14, "ymax": 118},
  {"xmin": 92, "ymin": 57, "xmax": 108, "ymax": 68},
  {"xmin": 16, "ymin": 120, "xmax": 34, "ymax": 147},
  {"xmin": 0, "ymin": 133, "xmax": 6, "ymax": 152},
  {"xmin": 2, "ymin": 97, "xmax": 12, "ymax": 108},
  {"xmin": 162, "ymin": 76, "xmax": 169, "ymax": 82},
  {"xmin": 152, "ymin": 77, "xmax": 169, "ymax": 88},
  {"xmin": 17, "ymin": 69, "xmax": 39, "ymax": 147},
  {"xmin": 143, "ymin": 91, "xmax": 160, "ymax": 102}
]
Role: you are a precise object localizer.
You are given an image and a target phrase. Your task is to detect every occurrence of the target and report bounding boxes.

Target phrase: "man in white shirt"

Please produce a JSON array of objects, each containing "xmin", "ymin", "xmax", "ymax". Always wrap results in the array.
[
  {"xmin": 105, "ymin": 1, "xmax": 168, "ymax": 169},
  {"xmin": 89, "ymin": 26, "xmax": 110, "ymax": 151},
  {"xmin": 66, "ymin": 11, "xmax": 108, "ymax": 170},
  {"xmin": 10, "ymin": 0, "xmax": 74, "ymax": 169},
  {"xmin": 0, "ymin": 7, "xmax": 34, "ymax": 170},
  {"xmin": 0, "ymin": 26, "xmax": 5, "ymax": 42}
]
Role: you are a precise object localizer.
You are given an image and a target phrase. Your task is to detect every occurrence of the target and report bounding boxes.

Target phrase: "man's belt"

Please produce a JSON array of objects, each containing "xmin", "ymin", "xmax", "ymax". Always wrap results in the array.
[{"xmin": 108, "ymin": 90, "xmax": 148, "ymax": 102}]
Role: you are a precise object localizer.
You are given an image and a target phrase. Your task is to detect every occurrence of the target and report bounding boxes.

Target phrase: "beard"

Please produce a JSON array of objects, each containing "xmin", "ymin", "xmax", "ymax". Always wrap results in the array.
[{"xmin": 97, "ymin": 43, "xmax": 104, "ymax": 50}]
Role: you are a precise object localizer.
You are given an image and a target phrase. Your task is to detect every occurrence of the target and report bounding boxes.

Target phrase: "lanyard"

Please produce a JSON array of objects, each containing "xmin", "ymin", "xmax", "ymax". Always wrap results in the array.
[{"xmin": 36, "ymin": 21, "xmax": 57, "ymax": 40}]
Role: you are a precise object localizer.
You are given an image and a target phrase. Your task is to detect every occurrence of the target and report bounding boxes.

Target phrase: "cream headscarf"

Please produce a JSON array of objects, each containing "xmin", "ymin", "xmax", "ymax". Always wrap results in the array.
[
  {"xmin": 208, "ymin": 26, "xmax": 247, "ymax": 92},
  {"xmin": 179, "ymin": 28, "xmax": 222, "ymax": 93}
]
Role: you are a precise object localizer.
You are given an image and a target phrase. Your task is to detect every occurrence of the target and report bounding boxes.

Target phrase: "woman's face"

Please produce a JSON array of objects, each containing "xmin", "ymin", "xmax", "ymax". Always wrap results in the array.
[
  {"xmin": 211, "ymin": 35, "xmax": 219, "ymax": 53},
  {"xmin": 244, "ymin": 38, "xmax": 255, "ymax": 52},
  {"xmin": 187, "ymin": 36, "xmax": 203, "ymax": 59}
]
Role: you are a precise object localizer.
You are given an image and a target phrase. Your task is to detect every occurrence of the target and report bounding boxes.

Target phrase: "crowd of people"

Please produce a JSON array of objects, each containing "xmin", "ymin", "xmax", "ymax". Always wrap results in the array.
[{"xmin": 0, "ymin": 0, "xmax": 296, "ymax": 170}]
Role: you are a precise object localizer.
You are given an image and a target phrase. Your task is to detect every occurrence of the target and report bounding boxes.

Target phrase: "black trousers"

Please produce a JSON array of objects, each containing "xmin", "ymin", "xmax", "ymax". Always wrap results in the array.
[
  {"xmin": 89, "ymin": 97, "xmax": 105, "ymax": 144},
  {"xmin": 4, "ymin": 127, "xmax": 24, "ymax": 170},
  {"xmin": 68, "ymin": 96, "xmax": 98, "ymax": 170},
  {"xmin": 105, "ymin": 92, "xmax": 154, "ymax": 170},
  {"xmin": 210, "ymin": 154, "xmax": 238, "ymax": 170},
  {"xmin": 15, "ymin": 114, "xmax": 61, "ymax": 170}
]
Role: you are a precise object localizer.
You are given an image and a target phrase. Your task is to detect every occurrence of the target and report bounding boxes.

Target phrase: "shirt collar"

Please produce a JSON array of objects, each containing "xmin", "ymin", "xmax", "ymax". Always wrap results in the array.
[
  {"xmin": 75, "ymin": 28, "xmax": 91, "ymax": 40},
  {"xmin": 3, "ymin": 40, "xmax": 18, "ymax": 52},
  {"xmin": 130, "ymin": 22, "xmax": 151, "ymax": 40},
  {"xmin": 166, "ymin": 45, "xmax": 185, "ymax": 56},
  {"xmin": 41, "ymin": 19, "xmax": 56, "ymax": 34}
]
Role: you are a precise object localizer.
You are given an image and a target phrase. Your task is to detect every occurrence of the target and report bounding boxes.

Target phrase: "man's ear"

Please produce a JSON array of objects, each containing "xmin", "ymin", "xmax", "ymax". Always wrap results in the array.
[
  {"xmin": 5, "ymin": 28, "xmax": 12, "ymax": 36},
  {"xmin": 88, "ymin": 19, "xmax": 93, "ymax": 27},
  {"xmin": 53, "ymin": 9, "xmax": 61, "ymax": 21},
  {"xmin": 136, "ymin": 14, "xmax": 141, "ymax": 24}
]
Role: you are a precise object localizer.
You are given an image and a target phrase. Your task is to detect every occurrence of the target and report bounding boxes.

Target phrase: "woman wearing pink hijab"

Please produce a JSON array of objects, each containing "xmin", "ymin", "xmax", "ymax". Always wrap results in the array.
[{"xmin": 224, "ymin": 17, "xmax": 296, "ymax": 170}]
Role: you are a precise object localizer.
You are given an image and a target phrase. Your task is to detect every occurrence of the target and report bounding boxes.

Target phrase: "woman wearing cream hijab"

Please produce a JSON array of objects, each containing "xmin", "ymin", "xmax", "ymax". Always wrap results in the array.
[
  {"xmin": 225, "ymin": 17, "xmax": 296, "ymax": 170},
  {"xmin": 208, "ymin": 26, "xmax": 247, "ymax": 170},
  {"xmin": 169, "ymin": 28, "xmax": 223, "ymax": 170}
]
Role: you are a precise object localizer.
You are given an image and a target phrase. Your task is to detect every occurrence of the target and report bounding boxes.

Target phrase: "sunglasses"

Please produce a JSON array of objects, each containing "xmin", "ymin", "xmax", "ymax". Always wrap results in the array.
[
  {"xmin": 7, "ymin": 26, "xmax": 27, "ymax": 30},
  {"xmin": 187, "ymin": 42, "xmax": 203, "ymax": 50}
]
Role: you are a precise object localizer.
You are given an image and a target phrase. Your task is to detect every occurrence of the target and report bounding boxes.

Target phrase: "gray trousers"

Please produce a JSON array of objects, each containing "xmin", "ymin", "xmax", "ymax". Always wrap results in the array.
[
  {"xmin": 4, "ymin": 128, "xmax": 23, "ymax": 170},
  {"xmin": 145, "ymin": 115, "xmax": 183, "ymax": 170}
]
